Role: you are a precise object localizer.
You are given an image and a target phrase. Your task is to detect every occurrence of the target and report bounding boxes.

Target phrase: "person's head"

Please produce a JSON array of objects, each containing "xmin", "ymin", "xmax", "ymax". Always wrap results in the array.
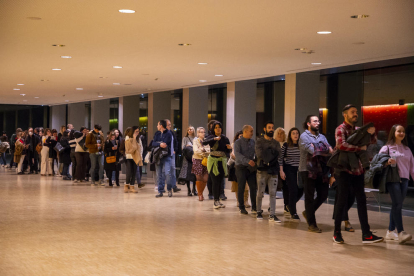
[
  {"xmin": 67, "ymin": 124, "xmax": 73, "ymax": 130},
  {"xmin": 164, "ymin": 119, "xmax": 172, "ymax": 130},
  {"xmin": 124, "ymin": 127, "xmax": 133, "ymax": 138},
  {"xmin": 38, "ymin": 129, "xmax": 43, "ymax": 136},
  {"xmin": 342, "ymin": 104, "xmax": 358, "ymax": 126},
  {"xmin": 208, "ymin": 120, "xmax": 218, "ymax": 135},
  {"xmin": 242, "ymin": 125, "xmax": 254, "ymax": 139},
  {"xmin": 303, "ymin": 115, "xmax": 320, "ymax": 133},
  {"xmin": 94, "ymin": 124, "xmax": 102, "ymax": 132},
  {"xmin": 110, "ymin": 132, "xmax": 116, "ymax": 141},
  {"xmin": 112, "ymin": 129, "xmax": 120, "ymax": 138},
  {"xmin": 186, "ymin": 126, "xmax": 195, "ymax": 137},
  {"xmin": 79, "ymin": 126, "xmax": 88, "ymax": 135},
  {"xmin": 60, "ymin": 125, "xmax": 66, "ymax": 134},
  {"xmin": 157, "ymin": 120, "xmax": 167, "ymax": 131},
  {"xmin": 2, "ymin": 131, "xmax": 6, "ymax": 136},
  {"xmin": 132, "ymin": 126, "xmax": 140, "ymax": 137},
  {"xmin": 62, "ymin": 131, "xmax": 69, "ymax": 138},
  {"xmin": 15, "ymin": 128, "xmax": 22, "ymax": 134},
  {"xmin": 34, "ymin": 128, "xmax": 39, "ymax": 134},
  {"xmin": 263, "ymin": 121, "xmax": 274, "ymax": 138},
  {"xmin": 274, "ymin": 127, "xmax": 286, "ymax": 142},
  {"xmin": 28, "ymin": 128, "xmax": 33, "ymax": 136},
  {"xmin": 233, "ymin": 130, "xmax": 243, "ymax": 143},
  {"xmin": 196, "ymin": 127, "xmax": 206, "ymax": 139},
  {"xmin": 287, "ymin": 128, "xmax": 300, "ymax": 146},
  {"xmin": 387, "ymin": 124, "xmax": 408, "ymax": 147},
  {"xmin": 16, "ymin": 131, "xmax": 22, "ymax": 138},
  {"xmin": 212, "ymin": 121, "xmax": 223, "ymax": 136},
  {"xmin": 44, "ymin": 128, "xmax": 51, "ymax": 136},
  {"xmin": 51, "ymin": 129, "xmax": 58, "ymax": 137}
]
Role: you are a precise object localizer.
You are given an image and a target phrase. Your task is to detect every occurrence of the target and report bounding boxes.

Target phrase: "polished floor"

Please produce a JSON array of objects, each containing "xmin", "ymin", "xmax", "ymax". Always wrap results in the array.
[{"xmin": 0, "ymin": 168, "xmax": 413, "ymax": 276}]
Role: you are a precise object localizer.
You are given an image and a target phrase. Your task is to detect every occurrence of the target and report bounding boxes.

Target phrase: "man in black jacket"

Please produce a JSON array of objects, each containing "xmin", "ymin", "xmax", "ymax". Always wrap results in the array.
[
  {"xmin": 166, "ymin": 119, "xmax": 181, "ymax": 193},
  {"xmin": 25, "ymin": 128, "xmax": 40, "ymax": 174}
]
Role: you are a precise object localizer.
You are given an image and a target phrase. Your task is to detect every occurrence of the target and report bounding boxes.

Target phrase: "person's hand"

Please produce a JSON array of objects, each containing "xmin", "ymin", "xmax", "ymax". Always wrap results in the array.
[
  {"xmin": 388, "ymin": 158, "xmax": 396, "ymax": 165},
  {"xmin": 280, "ymin": 170, "xmax": 286, "ymax": 180},
  {"xmin": 174, "ymin": 151, "xmax": 176, "ymax": 154},
  {"xmin": 160, "ymin": 142, "xmax": 167, "ymax": 148},
  {"xmin": 214, "ymin": 136, "xmax": 221, "ymax": 141},
  {"xmin": 133, "ymin": 132, "xmax": 138, "ymax": 139},
  {"xmin": 226, "ymin": 144, "xmax": 232, "ymax": 149},
  {"xmin": 112, "ymin": 147, "xmax": 116, "ymax": 150},
  {"xmin": 329, "ymin": 147, "xmax": 334, "ymax": 154},
  {"xmin": 248, "ymin": 160, "xmax": 255, "ymax": 167},
  {"xmin": 360, "ymin": 145, "xmax": 367, "ymax": 151},
  {"xmin": 230, "ymin": 153, "xmax": 235, "ymax": 159},
  {"xmin": 367, "ymin": 127, "xmax": 376, "ymax": 135},
  {"xmin": 329, "ymin": 176, "xmax": 336, "ymax": 187}
]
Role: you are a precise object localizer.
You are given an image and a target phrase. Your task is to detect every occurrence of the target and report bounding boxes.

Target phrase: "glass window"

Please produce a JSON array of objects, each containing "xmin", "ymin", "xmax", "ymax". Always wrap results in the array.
[
  {"xmin": 208, "ymin": 87, "xmax": 227, "ymax": 131},
  {"xmin": 109, "ymin": 98, "xmax": 119, "ymax": 130}
]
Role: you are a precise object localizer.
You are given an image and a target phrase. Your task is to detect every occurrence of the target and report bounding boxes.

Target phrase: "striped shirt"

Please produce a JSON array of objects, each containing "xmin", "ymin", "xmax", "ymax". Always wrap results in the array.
[{"xmin": 279, "ymin": 142, "xmax": 300, "ymax": 167}]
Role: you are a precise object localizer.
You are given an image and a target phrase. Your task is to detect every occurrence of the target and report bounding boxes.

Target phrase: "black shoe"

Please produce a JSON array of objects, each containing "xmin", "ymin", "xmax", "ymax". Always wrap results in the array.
[
  {"xmin": 251, "ymin": 209, "xmax": 257, "ymax": 214},
  {"xmin": 138, "ymin": 184, "xmax": 145, "ymax": 188},
  {"xmin": 269, "ymin": 215, "xmax": 281, "ymax": 223},
  {"xmin": 240, "ymin": 208, "xmax": 248, "ymax": 215},
  {"xmin": 193, "ymin": 189, "xmax": 198, "ymax": 196},
  {"xmin": 333, "ymin": 231, "xmax": 344, "ymax": 244},
  {"xmin": 362, "ymin": 233, "xmax": 384, "ymax": 244},
  {"xmin": 168, "ymin": 190, "xmax": 173, "ymax": 197},
  {"xmin": 63, "ymin": 177, "xmax": 72, "ymax": 181},
  {"xmin": 155, "ymin": 193, "xmax": 163, "ymax": 198},
  {"xmin": 17, "ymin": 172, "xmax": 24, "ymax": 175},
  {"xmin": 116, "ymin": 183, "xmax": 120, "ymax": 187},
  {"xmin": 284, "ymin": 205, "xmax": 290, "ymax": 213},
  {"xmin": 208, "ymin": 195, "xmax": 214, "ymax": 200},
  {"xmin": 109, "ymin": 183, "xmax": 113, "ymax": 187},
  {"xmin": 173, "ymin": 187, "xmax": 181, "ymax": 193},
  {"xmin": 308, "ymin": 225, "xmax": 322, "ymax": 233},
  {"xmin": 219, "ymin": 194, "xmax": 227, "ymax": 200},
  {"xmin": 256, "ymin": 211, "xmax": 263, "ymax": 220},
  {"xmin": 187, "ymin": 191, "xmax": 193, "ymax": 196},
  {"xmin": 291, "ymin": 214, "xmax": 300, "ymax": 221},
  {"xmin": 28, "ymin": 171, "xmax": 34, "ymax": 174}
]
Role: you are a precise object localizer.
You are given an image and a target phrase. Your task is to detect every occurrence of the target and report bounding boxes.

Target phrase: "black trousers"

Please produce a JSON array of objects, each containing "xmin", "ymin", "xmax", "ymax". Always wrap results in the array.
[
  {"xmin": 75, "ymin": 152, "xmax": 89, "ymax": 181},
  {"xmin": 125, "ymin": 159, "xmax": 137, "ymax": 185},
  {"xmin": 70, "ymin": 151, "xmax": 77, "ymax": 178},
  {"xmin": 236, "ymin": 166, "xmax": 257, "ymax": 210},
  {"xmin": 106, "ymin": 168, "xmax": 120, "ymax": 185},
  {"xmin": 9, "ymin": 150, "xmax": 15, "ymax": 167},
  {"xmin": 209, "ymin": 161, "xmax": 225, "ymax": 201},
  {"xmin": 332, "ymin": 182, "xmax": 355, "ymax": 221},
  {"xmin": 27, "ymin": 150, "xmax": 38, "ymax": 172},
  {"xmin": 334, "ymin": 172, "xmax": 370, "ymax": 235},
  {"xmin": 207, "ymin": 174, "xmax": 213, "ymax": 196},
  {"xmin": 284, "ymin": 165, "xmax": 303, "ymax": 216},
  {"xmin": 303, "ymin": 174, "xmax": 329, "ymax": 227},
  {"xmin": 282, "ymin": 179, "xmax": 289, "ymax": 206}
]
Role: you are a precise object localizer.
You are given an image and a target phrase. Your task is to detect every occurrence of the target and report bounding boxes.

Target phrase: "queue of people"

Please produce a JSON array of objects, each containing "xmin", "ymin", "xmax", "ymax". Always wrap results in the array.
[{"xmin": 1, "ymin": 103, "xmax": 413, "ymax": 245}]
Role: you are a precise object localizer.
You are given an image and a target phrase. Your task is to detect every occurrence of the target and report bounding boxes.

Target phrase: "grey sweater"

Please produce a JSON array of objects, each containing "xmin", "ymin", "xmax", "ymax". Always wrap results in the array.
[
  {"xmin": 299, "ymin": 130, "xmax": 331, "ymax": 172},
  {"xmin": 234, "ymin": 137, "xmax": 255, "ymax": 167}
]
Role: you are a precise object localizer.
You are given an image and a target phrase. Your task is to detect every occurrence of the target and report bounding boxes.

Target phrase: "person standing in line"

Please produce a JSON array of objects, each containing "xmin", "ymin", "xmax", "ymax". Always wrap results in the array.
[
  {"xmin": 104, "ymin": 131, "xmax": 120, "ymax": 187},
  {"xmin": 181, "ymin": 126, "xmax": 197, "ymax": 196},
  {"xmin": 24, "ymin": 128, "xmax": 40, "ymax": 174},
  {"xmin": 124, "ymin": 127, "xmax": 142, "ymax": 193},
  {"xmin": 59, "ymin": 130, "xmax": 72, "ymax": 180},
  {"xmin": 279, "ymin": 127, "xmax": 303, "ymax": 221},
  {"xmin": 0, "ymin": 135, "xmax": 9, "ymax": 167},
  {"xmin": 69, "ymin": 129, "xmax": 77, "ymax": 180},
  {"xmin": 138, "ymin": 129, "xmax": 147, "ymax": 186},
  {"xmin": 256, "ymin": 122, "xmax": 281, "ymax": 221},
  {"xmin": 299, "ymin": 115, "xmax": 333, "ymax": 233},
  {"xmin": 274, "ymin": 127, "xmax": 290, "ymax": 213},
  {"xmin": 153, "ymin": 120, "xmax": 173, "ymax": 197},
  {"xmin": 192, "ymin": 127, "xmax": 210, "ymax": 201},
  {"xmin": 206, "ymin": 120, "xmax": 218, "ymax": 200},
  {"xmin": 86, "ymin": 124, "xmax": 105, "ymax": 186},
  {"xmin": 134, "ymin": 127, "xmax": 144, "ymax": 188},
  {"xmin": 40, "ymin": 129, "xmax": 52, "ymax": 176},
  {"xmin": 74, "ymin": 127, "xmax": 89, "ymax": 183},
  {"xmin": 380, "ymin": 124, "xmax": 414, "ymax": 244},
  {"xmin": 234, "ymin": 125, "xmax": 256, "ymax": 214},
  {"xmin": 57, "ymin": 125, "xmax": 66, "ymax": 176},
  {"xmin": 14, "ymin": 131, "xmax": 25, "ymax": 174},
  {"xmin": 165, "ymin": 119, "xmax": 181, "ymax": 193},
  {"xmin": 332, "ymin": 104, "xmax": 383, "ymax": 244},
  {"xmin": 45, "ymin": 130, "xmax": 58, "ymax": 176},
  {"xmin": 9, "ymin": 128, "xmax": 22, "ymax": 169}
]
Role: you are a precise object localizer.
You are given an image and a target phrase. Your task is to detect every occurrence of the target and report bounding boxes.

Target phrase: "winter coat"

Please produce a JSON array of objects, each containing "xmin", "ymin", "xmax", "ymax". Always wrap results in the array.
[
  {"xmin": 150, "ymin": 146, "xmax": 169, "ymax": 165},
  {"xmin": 125, "ymin": 136, "xmax": 143, "ymax": 166},
  {"xmin": 178, "ymin": 145, "xmax": 196, "ymax": 182},
  {"xmin": 85, "ymin": 130, "xmax": 104, "ymax": 154},
  {"xmin": 364, "ymin": 152, "xmax": 400, "ymax": 193},
  {"xmin": 104, "ymin": 140, "xmax": 120, "ymax": 171},
  {"xmin": 14, "ymin": 140, "xmax": 24, "ymax": 163},
  {"xmin": 44, "ymin": 137, "xmax": 58, "ymax": 159},
  {"xmin": 59, "ymin": 137, "xmax": 72, "ymax": 165}
]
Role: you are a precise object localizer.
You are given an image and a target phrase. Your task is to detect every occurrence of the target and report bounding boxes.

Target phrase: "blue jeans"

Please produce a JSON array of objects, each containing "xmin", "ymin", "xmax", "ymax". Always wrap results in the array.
[
  {"xmin": 1, "ymin": 153, "xmax": 6, "ymax": 165},
  {"xmin": 387, "ymin": 178, "xmax": 409, "ymax": 233},
  {"xmin": 89, "ymin": 153, "xmax": 104, "ymax": 183},
  {"xmin": 170, "ymin": 153, "xmax": 177, "ymax": 189},
  {"xmin": 156, "ymin": 156, "xmax": 172, "ymax": 192}
]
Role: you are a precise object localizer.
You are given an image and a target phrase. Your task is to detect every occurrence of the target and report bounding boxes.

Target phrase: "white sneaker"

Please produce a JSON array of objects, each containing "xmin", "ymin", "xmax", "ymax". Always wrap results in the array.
[
  {"xmin": 398, "ymin": 231, "xmax": 412, "ymax": 244},
  {"xmin": 385, "ymin": 230, "xmax": 399, "ymax": 241}
]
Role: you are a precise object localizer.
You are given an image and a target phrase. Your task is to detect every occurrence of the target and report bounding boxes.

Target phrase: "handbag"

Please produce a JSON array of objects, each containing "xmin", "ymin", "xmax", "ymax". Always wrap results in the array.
[
  {"xmin": 54, "ymin": 142, "xmax": 64, "ymax": 152},
  {"xmin": 118, "ymin": 155, "xmax": 125, "ymax": 164},
  {"xmin": 106, "ymin": 156, "xmax": 116, "ymax": 164},
  {"xmin": 35, "ymin": 143, "xmax": 42, "ymax": 154},
  {"xmin": 386, "ymin": 146, "xmax": 401, "ymax": 184},
  {"xmin": 201, "ymin": 157, "xmax": 208, "ymax": 167}
]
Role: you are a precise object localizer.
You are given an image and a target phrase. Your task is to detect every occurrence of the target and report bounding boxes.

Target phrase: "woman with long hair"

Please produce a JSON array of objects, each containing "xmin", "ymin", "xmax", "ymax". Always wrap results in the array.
[
  {"xmin": 192, "ymin": 127, "xmax": 210, "ymax": 201},
  {"xmin": 380, "ymin": 124, "xmax": 414, "ymax": 244},
  {"xmin": 124, "ymin": 126, "xmax": 142, "ymax": 193},
  {"xmin": 180, "ymin": 126, "xmax": 197, "ymax": 196},
  {"xmin": 40, "ymin": 128, "xmax": 52, "ymax": 176},
  {"xmin": 104, "ymin": 131, "xmax": 121, "ymax": 187},
  {"xmin": 279, "ymin": 127, "xmax": 303, "ymax": 220},
  {"xmin": 274, "ymin": 127, "xmax": 290, "ymax": 213}
]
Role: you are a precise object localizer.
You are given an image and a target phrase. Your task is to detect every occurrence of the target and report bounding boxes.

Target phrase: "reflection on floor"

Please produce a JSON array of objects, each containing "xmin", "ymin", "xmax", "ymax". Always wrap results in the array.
[{"xmin": 0, "ymin": 168, "xmax": 413, "ymax": 276}]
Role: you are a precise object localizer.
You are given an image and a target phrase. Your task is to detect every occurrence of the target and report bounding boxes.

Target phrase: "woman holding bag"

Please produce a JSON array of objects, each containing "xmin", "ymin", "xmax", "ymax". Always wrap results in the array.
[
  {"xmin": 104, "ymin": 132, "xmax": 120, "ymax": 187},
  {"xmin": 380, "ymin": 124, "xmax": 414, "ymax": 244}
]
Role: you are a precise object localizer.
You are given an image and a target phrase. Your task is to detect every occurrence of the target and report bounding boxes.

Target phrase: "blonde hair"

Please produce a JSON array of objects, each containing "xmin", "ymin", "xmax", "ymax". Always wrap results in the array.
[
  {"xmin": 197, "ymin": 127, "xmax": 205, "ymax": 138},
  {"xmin": 274, "ymin": 127, "xmax": 286, "ymax": 142},
  {"xmin": 186, "ymin": 126, "xmax": 195, "ymax": 137}
]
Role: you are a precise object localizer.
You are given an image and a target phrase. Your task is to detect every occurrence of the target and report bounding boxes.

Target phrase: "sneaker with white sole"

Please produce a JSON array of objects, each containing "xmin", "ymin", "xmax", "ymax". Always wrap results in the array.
[
  {"xmin": 256, "ymin": 211, "xmax": 263, "ymax": 220},
  {"xmin": 362, "ymin": 233, "xmax": 383, "ymax": 244},
  {"xmin": 218, "ymin": 201, "xmax": 226, "ymax": 208},
  {"xmin": 385, "ymin": 230, "xmax": 399, "ymax": 241},
  {"xmin": 214, "ymin": 201, "xmax": 220, "ymax": 209},
  {"xmin": 398, "ymin": 231, "xmax": 412, "ymax": 244},
  {"xmin": 269, "ymin": 215, "xmax": 281, "ymax": 223}
]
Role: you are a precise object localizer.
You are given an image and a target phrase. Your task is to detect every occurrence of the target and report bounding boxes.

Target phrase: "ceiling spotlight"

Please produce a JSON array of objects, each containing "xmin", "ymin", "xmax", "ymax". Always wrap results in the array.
[
  {"xmin": 17, "ymin": 84, "xmax": 24, "ymax": 85},
  {"xmin": 34, "ymin": 97, "xmax": 39, "ymax": 99},
  {"xmin": 113, "ymin": 66, "xmax": 122, "ymax": 69},
  {"xmin": 199, "ymin": 80, "xmax": 207, "ymax": 83},
  {"xmin": 351, "ymin": 15, "xmax": 369, "ymax": 19},
  {"xmin": 20, "ymin": 94, "xmax": 26, "ymax": 96},
  {"xmin": 13, "ymin": 88, "xmax": 20, "ymax": 91},
  {"xmin": 76, "ymin": 88, "xmax": 83, "ymax": 90},
  {"xmin": 198, "ymin": 63, "xmax": 208, "ymax": 65},
  {"xmin": 311, "ymin": 63, "xmax": 322, "ymax": 65},
  {"xmin": 113, "ymin": 83, "xmax": 121, "ymax": 85},
  {"xmin": 61, "ymin": 56, "xmax": 72, "ymax": 59},
  {"xmin": 317, "ymin": 31, "xmax": 331, "ymax": 34},
  {"xmin": 215, "ymin": 75, "xmax": 223, "ymax": 77},
  {"xmin": 65, "ymin": 100, "xmax": 69, "ymax": 102},
  {"xmin": 178, "ymin": 44, "xmax": 191, "ymax": 46},
  {"xmin": 119, "ymin": 9, "xmax": 135, "ymax": 13},
  {"xmin": 52, "ymin": 68, "xmax": 61, "ymax": 71},
  {"xmin": 52, "ymin": 44, "xmax": 65, "ymax": 47},
  {"xmin": 98, "ymin": 95, "xmax": 104, "ymax": 98}
]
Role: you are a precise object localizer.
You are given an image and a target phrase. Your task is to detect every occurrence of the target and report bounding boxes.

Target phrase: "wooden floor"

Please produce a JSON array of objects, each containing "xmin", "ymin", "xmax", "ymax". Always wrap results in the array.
[{"xmin": 0, "ymin": 168, "xmax": 413, "ymax": 276}]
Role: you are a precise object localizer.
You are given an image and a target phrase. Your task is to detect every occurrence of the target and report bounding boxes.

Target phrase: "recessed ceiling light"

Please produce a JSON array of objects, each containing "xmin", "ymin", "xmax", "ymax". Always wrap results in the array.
[
  {"xmin": 13, "ymin": 88, "xmax": 20, "ymax": 91},
  {"xmin": 199, "ymin": 80, "xmax": 207, "ymax": 82},
  {"xmin": 76, "ymin": 88, "xmax": 83, "ymax": 90},
  {"xmin": 317, "ymin": 31, "xmax": 331, "ymax": 34},
  {"xmin": 215, "ymin": 75, "xmax": 223, "ymax": 77},
  {"xmin": 113, "ymin": 83, "xmax": 121, "ymax": 85},
  {"xmin": 178, "ymin": 44, "xmax": 191, "ymax": 46},
  {"xmin": 98, "ymin": 95, "xmax": 104, "ymax": 98},
  {"xmin": 198, "ymin": 63, "xmax": 208, "ymax": 65},
  {"xmin": 113, "ymin": 66, "xmax": 122, "ymax": 69},
  {"xmin": 17, "ymin": 84, "xmax": 24, "ymax": 85},
  {"xmin": 351, "ymin": 15, "xmax": 369, "ymax": 19},
  {"xmin": 52, "ymin": 44, "xmax": 65, "ymax": 47},
  {"xmin": 52, "ymin": 68, "xmax": 61, "ymax": 71},
  {"xmin": 61, "ymin": 56, "xmax": 72, "ymax": 59},
  {"xmin": 20, "ymin": 94, "xmax": 26, "ymax": 96},
  {"xmin": 34, "ymin": 97, "xmax": 39, "ymax": 99},
  {"xmin": 119, "ymin": 9, "xmax": 135, "ymax": 13},
  {"xmin": 311, "ymin": 63, "xmax": 322, "ymax": 65}
]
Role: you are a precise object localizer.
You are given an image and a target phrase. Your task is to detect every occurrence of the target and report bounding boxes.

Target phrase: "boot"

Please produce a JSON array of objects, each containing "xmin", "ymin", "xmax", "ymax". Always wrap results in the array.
[
  {"xmin": 129, "ymin": 184, "xmax": 138, "ymax": 193},
  {"xmin": 124, "ymin": 184, "xmax": 130, "ymax": 193},
  {"xmin": 187, "ymin": 182, "xmax": 192, "ymax": 196},
  {"xmin": 196, "ymin": 181, "xmax": 203, "ymax": 201},
  {"xmin": 244, "ymin": 190, "xmax": 251, "ymax": 208}
]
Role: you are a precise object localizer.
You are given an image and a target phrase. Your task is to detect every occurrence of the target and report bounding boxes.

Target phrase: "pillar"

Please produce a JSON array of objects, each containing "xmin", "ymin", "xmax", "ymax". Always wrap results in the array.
[
  {"xmin": 182, "ymin": 87, "xmax": 209, "ymax": 140},
  {"xmin": 91, "ymin": 99, "xmax": 110, "ymax": 134},
  {"xmin": 49, "ymin": 104, "xmax": 67, "ymax": 131},
  {"xmin": 68, "ymin": 102, "xmax": 87, "ymax": 130},
  {"xmin": 120, "ymin": 95, "xmax": 141, "ymax": 134},
  {"xmin": 148, "ymin": 91, "xmax": 171, "ymax": 142}
]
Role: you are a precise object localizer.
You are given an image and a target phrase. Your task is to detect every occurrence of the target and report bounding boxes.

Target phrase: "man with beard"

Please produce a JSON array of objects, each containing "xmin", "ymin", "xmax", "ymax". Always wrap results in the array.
[
  {"xmin": 332, "ymin": 104, "xmax": 383, "ymax": 244},
  {"xmin": 255, "ymin": 122, "xmax": 282, "ymax": 221},
  {"xmin": 299, "ymin": 115, "xmax": 333, "ymax": 233}
]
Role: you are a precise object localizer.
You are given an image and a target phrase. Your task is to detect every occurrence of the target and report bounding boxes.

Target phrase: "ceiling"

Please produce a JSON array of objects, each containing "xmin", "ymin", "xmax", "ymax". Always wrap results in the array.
[{"xmin": 1, "ymin": 0, "xmax": 414, "ymax": 105}]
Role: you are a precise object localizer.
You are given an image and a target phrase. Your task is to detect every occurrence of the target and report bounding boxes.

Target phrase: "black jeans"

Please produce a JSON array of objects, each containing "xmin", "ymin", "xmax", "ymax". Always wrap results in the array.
[
  {"xmin": 284, "ymin": 165, "xmax": 303, "ymax": 216},
  {"xmin": 282, "ymin": 179, "xmax": 289, "ymax": 207},
  {"xmin": 334, "ymin": 172, "xmax": 370, "ymax": 235},
  {"xmin": 303, "ymin": 174, "xmax": 329, "ymax": 227},
  {"xmin": 75, "ymin": 152, "xmax": 89, "ymax": 181},
  {"xmin": 209, "ymin": 161, "xmax": 225, "ymax": 201},
  {"xmin": 9, "ymin": 150, "xmax": 15, "ymax": 167},
  {"xmin": 62, "ymin": 163, "xmax": 70, "ymax": 177},
  {"xmin": 70, "ymin": 151, "xmax": 77, "ymax": 178},
  {"xmin": 27, "ymin": 150, "xmax": 38, "ymax": 172},
  {"xmin": 207, "ymin": 174, "xmax": 213, "ymax": 196},
  {"xmin": 125, "ymin": 159, "xmax": 137, "ymax": 185},
  {"xmin": 106, "ymin": 168, "xmax": 120, "ymax": 185},
  {"xmin": 332, "ymin": 182, "xmax": 355, "ymax": 221},
  {"xmin": 236, "ymin": 166, "xmax": 257, "ymax": 210}
]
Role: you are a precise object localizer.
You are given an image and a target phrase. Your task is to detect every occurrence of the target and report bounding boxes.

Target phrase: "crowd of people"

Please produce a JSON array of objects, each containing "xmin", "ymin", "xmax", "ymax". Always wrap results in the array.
[{"xmin": 1, "ymin": 104, "xmax": 413, "ymax": 245}]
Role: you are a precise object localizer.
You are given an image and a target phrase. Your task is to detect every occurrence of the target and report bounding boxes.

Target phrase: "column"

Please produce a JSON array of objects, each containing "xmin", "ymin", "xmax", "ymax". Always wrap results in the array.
[
  {"xmin": 226, "ymin": 80, "xmax": 257, "ymax": 141},
  {"xmin": 284, "ymin": 72, "xmax": 320, "ymax": 132},
  {"xmin": 148, "ymin": 91, "xmax": 171, "ymax": 141},
  {"xmin": 118, "ymin": 97, "xmax": 124, "ymax": 133},
  {"xmin": 68, "ymin": 102, "xmax": 87, "ymax": 130},
  {"xmin": 49, "ymin": 104, "xmax": 67, "ymax": 131},
  {"xmin": 91, "ymin": 99, "xmax": 110, "ymax": 134},
  {"xmin": 182, "ymin": 86, "xmax": 208, "ymax": 140},
  {"xmin": 120, "ymin": 95, "xmax": 140, "ymax": 133}
]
